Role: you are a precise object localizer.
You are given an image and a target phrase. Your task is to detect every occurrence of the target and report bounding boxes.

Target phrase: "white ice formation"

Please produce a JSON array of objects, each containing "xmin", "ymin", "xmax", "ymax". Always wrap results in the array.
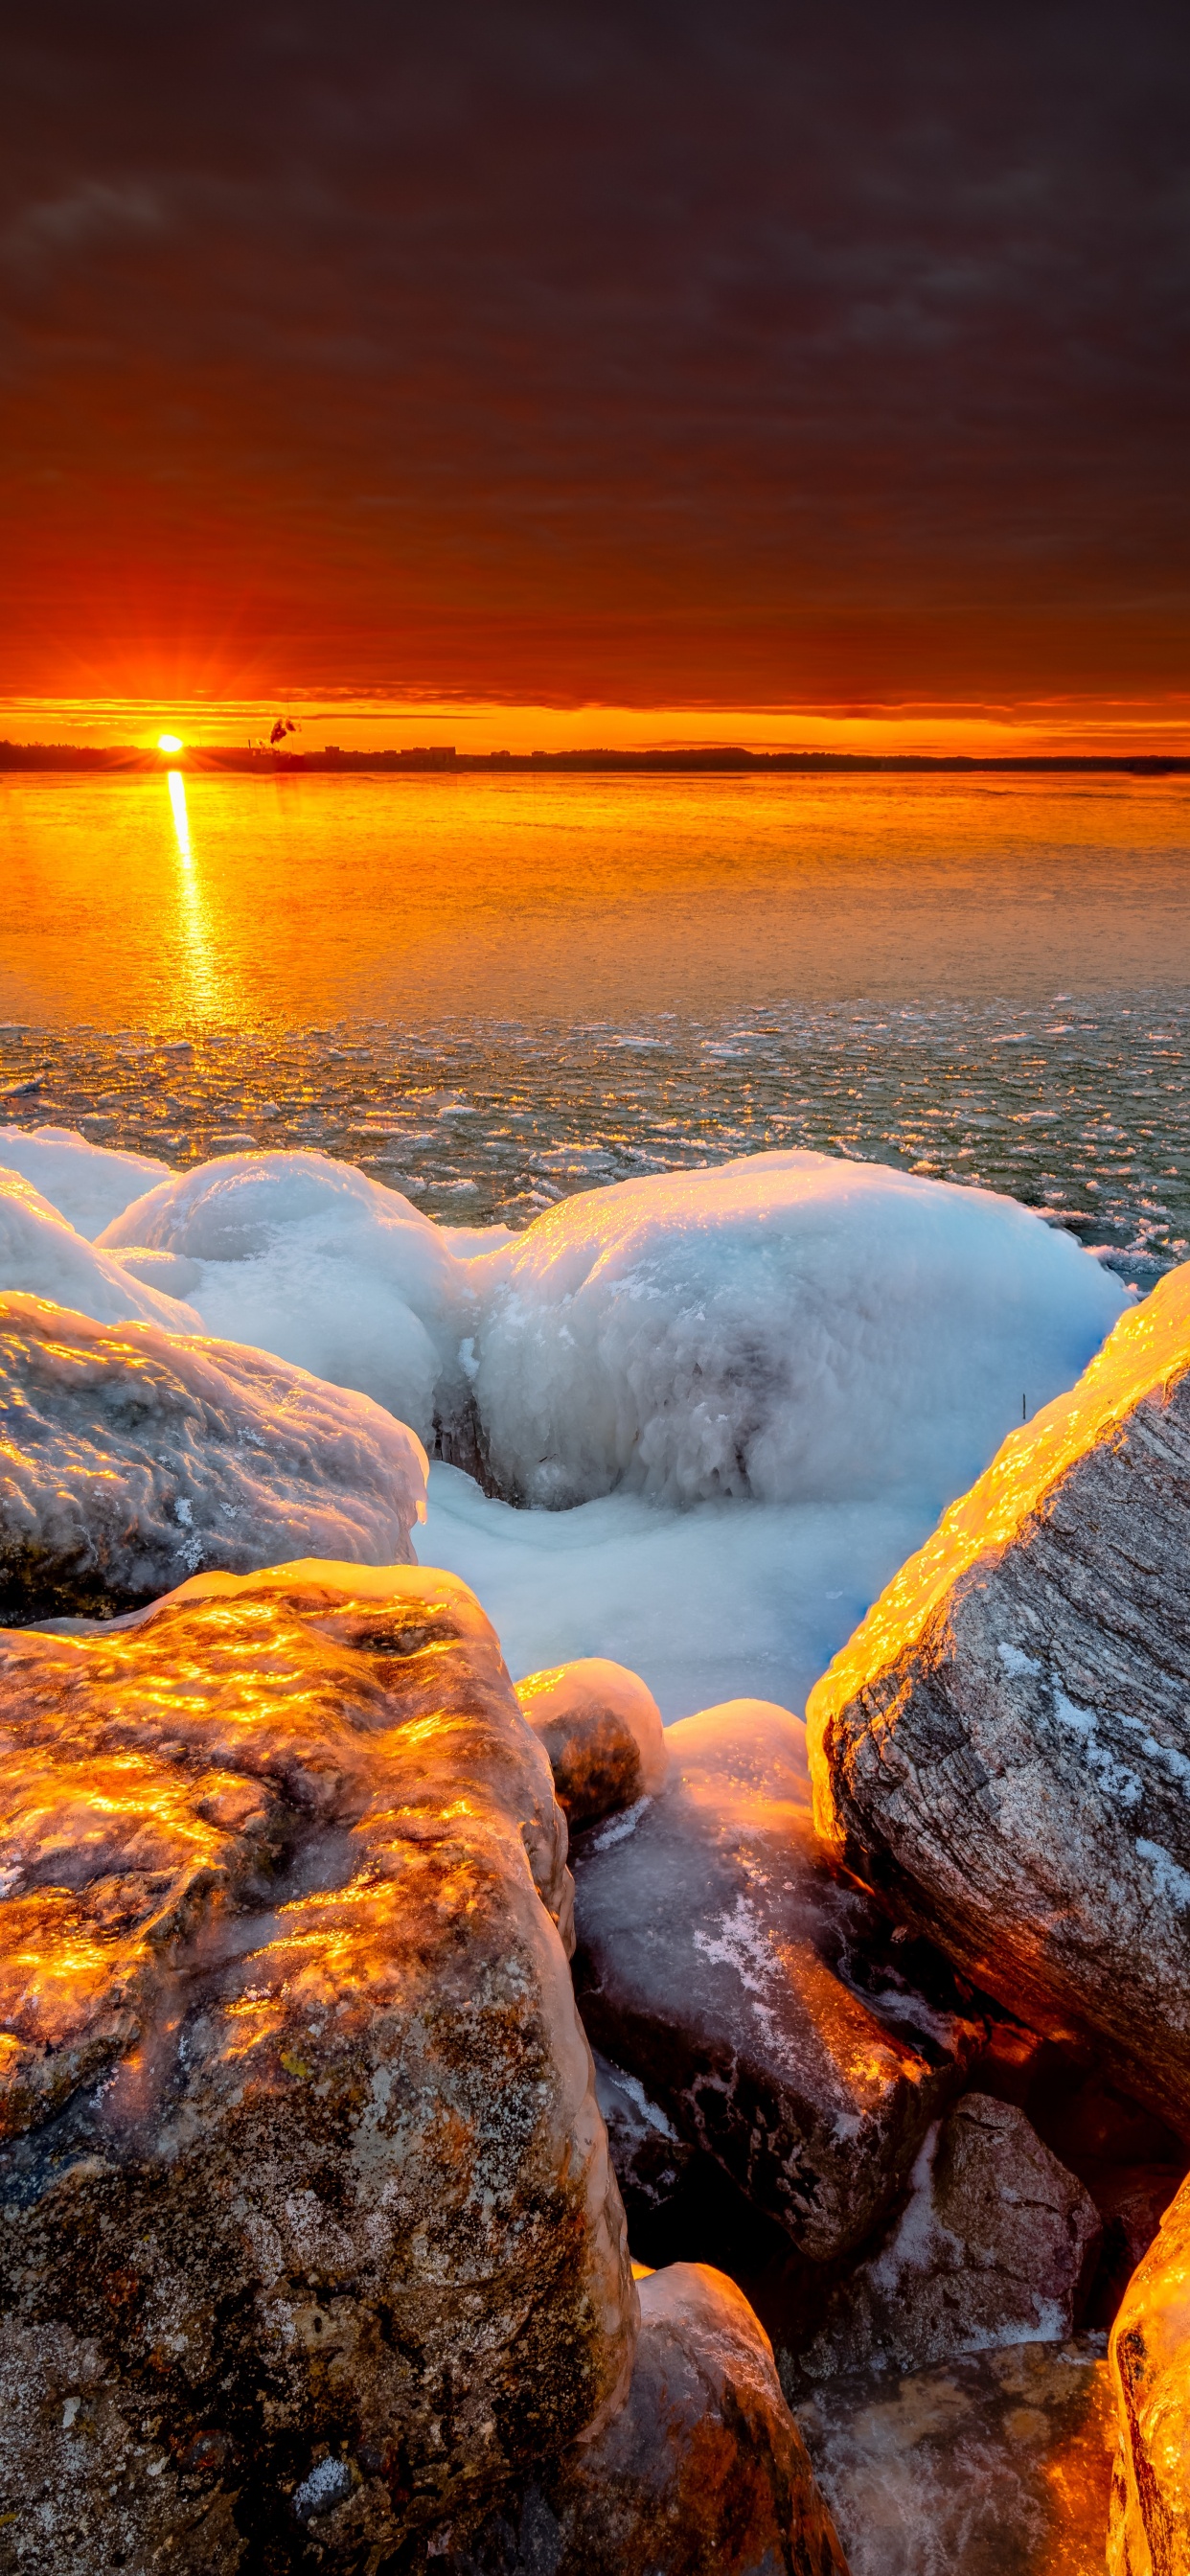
[
  {"xmin": 97, "ymin": 1150, "xmax": 474, "ymax": 1447},
  {"xmin": 0, "ymin": 1291, "xmax": 428, "ymax": 1619},
  {"xmin": 0, "ymin": 1124, "xmax": 172, "ymax": 1240},
  {"xmin": 466, "ymin": 1150, "xmax": 1129, "ymax": 1507},
  {"xmin": 0, "ymin": 1166, "xmax": 200, "ymax": 1333}
]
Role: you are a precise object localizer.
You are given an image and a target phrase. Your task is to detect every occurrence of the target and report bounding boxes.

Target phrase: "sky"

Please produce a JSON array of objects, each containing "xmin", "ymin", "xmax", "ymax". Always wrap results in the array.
[{"xmin": 2, "ymin": 0, "xmax": 1188, "ymax": 750}]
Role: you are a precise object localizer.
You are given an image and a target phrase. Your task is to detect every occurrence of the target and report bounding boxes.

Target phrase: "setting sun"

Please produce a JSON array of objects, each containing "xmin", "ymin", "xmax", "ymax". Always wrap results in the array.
[{"xmin": 157, "ymin": 732, "xmax": 183, "ymax": 754}]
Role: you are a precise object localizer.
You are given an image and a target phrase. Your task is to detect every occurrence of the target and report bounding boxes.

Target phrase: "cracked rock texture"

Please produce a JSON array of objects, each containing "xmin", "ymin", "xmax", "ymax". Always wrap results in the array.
[
  {"xmin": 515, "ymin": 1657, "xmax": 668, "ymax": 1831},
  {"xmin": 798, "ymin": 2334, "xmax": 1115, "ymax": 2576},
  {"xmin": 785, "ymin": 2092, "xmax": 1100, "ymax": 2389},
  {"xmin": 809, "ymin": 1264, "xmax": 1190, "ymax": 2136},
  {"xmin": 0, "ymin": 1562, "xmax": 634, "ymax": 2571},
  {"xmin": 0, "ymin": 1292, "xmax": 428, "ymax": 1623},
  {"xmin": 1108, "ymin": 2166, "xmax": 1190, "ymax": 2575},
  {"xmin": 423, "ymin": 2262, "xmax": 850, "ymax": 2576},
  {"xmin": 571, "ymin": 1697, "xmax": 982, "ymax": 2265}
]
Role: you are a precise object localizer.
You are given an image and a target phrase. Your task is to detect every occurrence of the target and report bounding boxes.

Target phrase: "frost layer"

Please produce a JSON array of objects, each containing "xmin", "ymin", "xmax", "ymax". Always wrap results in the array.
[
  {"xmin": 99, "ymin": 1150, "xmax": 473, "ymax": 1444},
  {"xmin": 0, "ymin": 1124, "xmax": 172, "ymax": 1240},
  {"xmin": 0, "ymin": 1166, "xmax": 198, "ymax": 1332},
  {"xmin": 0, "ymin": 1293, "xmax": 428, "ymax": 1622},
  {"xmin": 469, "ymin": 1149, "xmax": 1128, "ymax": 1507}
]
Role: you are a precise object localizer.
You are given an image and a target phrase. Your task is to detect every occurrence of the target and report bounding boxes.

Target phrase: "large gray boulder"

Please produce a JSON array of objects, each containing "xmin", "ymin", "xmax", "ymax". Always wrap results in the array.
[
  {"xmin": 0, "ymin": 1563, "xmax": 635, "ymax": 2570},
  {"xmin": 571, "ymin": 1697, "xmax": 983, "ymax": 2266},
  {"xmin": 0, "ymin": 1291, "xmax": 428, "ymax": 1622},
  {"xmin": 808, "ymin": 1267, "xmax": 1190, "ymax": 2136}
]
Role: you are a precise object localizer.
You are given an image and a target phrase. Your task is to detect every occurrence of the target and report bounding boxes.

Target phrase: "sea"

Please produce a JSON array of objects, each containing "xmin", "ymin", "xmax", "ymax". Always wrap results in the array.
[{"xmin": 3, "ymin": 766, "xmax": 1189, "ymax": 1291}]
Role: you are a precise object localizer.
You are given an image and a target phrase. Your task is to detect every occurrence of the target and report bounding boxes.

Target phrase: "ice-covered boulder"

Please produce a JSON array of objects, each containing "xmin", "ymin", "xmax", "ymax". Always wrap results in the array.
[
  {"xmin": 0, "ymin": 1164, "xmax": 198, "ymax": 1331},
  {"xmin": 515, "ymin": 1657, "xmax": 668, "ymax": 1829},
  {"xmin": 0, "ymin": 1563, "xmax": 635, "ymax": 2565},
  {"xmin": 808, "ymin": 1263, "xmax": 1190, "ymax": 2136},
  {"xmin": 0, "ymin": 1293, "xmax": 428, "ymax": 1622},
  {"xmin": 799, "ymin": 2335, "xmax": 1116, "ymax": 2576},
  {"xmin": 0, "ymin": 1123, "xmax": 172, "ymax": 1239},
  {"xmin": 468, "ymin": 1149, "xmax": 1128, "ymax": 1508},
  {"xmin": 571, "ymin": 1697, "xmax": 983, "ymax": 2264},
  {"xmin": 787, "ymin": 2093, "xmax": 1100, "ymax": 2389},
  {"xmin": 98, "ymin": 1150, "xmax": 474, "ymax": 1446},
  {"xmin": 1109, "ymin": 2167, "xmax": 1190, "ymax": 2575},
  {"xmin": 428, "ymin": 2264, "xmax": 849, "ymax": 2576}
]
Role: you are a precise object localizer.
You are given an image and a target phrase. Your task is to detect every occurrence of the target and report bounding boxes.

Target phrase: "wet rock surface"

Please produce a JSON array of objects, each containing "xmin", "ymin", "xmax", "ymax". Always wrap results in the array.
[
  {"xmin": 798, "ymin": 2335, "xmax": 1115, "ymax": 2576},
  {"xmin": 0, "ymin": 1292, "xmax": 429, "ymax": 1622},
  {"xmin": 571, "ymin": 1697, "xmax": 983, "ymax": 2265},
  {"xmin": 1108, "ymin": 2167, "xmax": 1190, "ymax": 2574},
  {"xmin": 0, "ymin": 1562, "xmax": 635, "ymax": 2570},
  {"xmin": 423, "ymin": 2262, "xmax": 850, "ymax": 2576},
  {"xmin": 809, "ymin": 1267, "xmax": 1190, "ymax": 2135},
  {"xmin": 785, "ymin": 2094, "xmax": 1101, "ymax": 2390},
  {"xmin": 515, "ymin": 1656, "xmax": 668, "ymax": 1830}
]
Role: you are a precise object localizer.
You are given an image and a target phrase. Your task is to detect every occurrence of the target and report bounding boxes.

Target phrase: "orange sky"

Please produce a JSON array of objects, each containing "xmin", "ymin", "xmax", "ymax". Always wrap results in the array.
[{"xmin": 3, "ymin": 3, "xmax": 1188, "ymax": 753}]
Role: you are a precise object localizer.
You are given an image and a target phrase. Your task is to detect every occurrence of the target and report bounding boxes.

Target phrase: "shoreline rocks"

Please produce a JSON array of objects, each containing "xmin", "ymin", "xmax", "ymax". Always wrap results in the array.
[
  {"xmin": 0, "ymin": 1562, "xmax": 634, "ymax": 2566},
  {"xmin": 516, "ymin": 1657, "xmax": 668, "ymax": 1829},
  {"xmin": 808, "ymin": 1266, "xmax": 1190, "ymax": 2136},
  {"xmin": 1108, "ymin": 2167, "xmax": 1190, "ymax": 2574},
  {"xmin": 571, "ymin": 1697, "xmax": 983, "ymax": 2265}
]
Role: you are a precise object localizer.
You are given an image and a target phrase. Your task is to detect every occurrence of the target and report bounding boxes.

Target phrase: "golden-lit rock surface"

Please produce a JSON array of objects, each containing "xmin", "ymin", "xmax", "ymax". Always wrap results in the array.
[
  {"xmin": 1108, "ymin": 2167, "xmax": 1190, "ymax": 2574},
  {"xmin": 798, "ymin": 2335, "xmax": 1116, "ymax": 2576},
  {"xmin": 515, "ymin": 1657, "xmax": 668, "ymax": 1831},
  {"xmin": 0, "ymin": 1291, "xmax": 429, "ymax": 1622},
  {"xmin": 0, "ymin": 1561, "xmax": 635, "ymax": 2569},
  {"xmin": 571, "ymin": 1698, "xmax": 983, "ymax": 2266},
  {"xmin": 425, "ymin": 2263, "xmax": 850, "ymax": 2575},
  {"xmin": 808, "ymin": 1265, "xmax": 1190, "ymax": 2133}
]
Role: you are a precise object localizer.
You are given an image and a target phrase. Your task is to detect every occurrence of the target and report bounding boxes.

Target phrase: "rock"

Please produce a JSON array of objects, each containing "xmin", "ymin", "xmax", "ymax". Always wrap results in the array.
[
  {"xmin": 786, "ymin": 2093, "xmax": 1101, "ymax": 2389},
  {"xmin": 1108, "ymin": 2167, "xmax": 1190, "ymax": 2574},
  {"xmin": 0, "ymin": 1291, "xmax": 429, "ymax": 1622},
  {"xmin": 798, "ymin": 2334, "xmax": 1115, "ymax": 2576},
  {"xmin": 0, "ymin": 1164, "xmax": 199, "ymax": 1332},
  {"xmin": 424, "ymin": 2262, "xmax": 850, "ymax": 2575},
  {"xmin": 0, "ymin": 1561, "xmax": 635, "ymax": 2568},
  {"xmin": 808, "ymin": 1264, "xmax": 1190, "ymax": 2136},
  {"xmin": 0, "ymin": 1124, "xmax": 172, "ymax": 1240},
  {"xmin": 515, "ymin": 1657, "xmax": 668, "ymax": 1829},
  {"xmin": 593, "ymin": 2047, "xmax": 698, "ymax": 2225},
  {"xmin": 572, "ymin": 1697, "xmax": 983, "ymax": 2265}
]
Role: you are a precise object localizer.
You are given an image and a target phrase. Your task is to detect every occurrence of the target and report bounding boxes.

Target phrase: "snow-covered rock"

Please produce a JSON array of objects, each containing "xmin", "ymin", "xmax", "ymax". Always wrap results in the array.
[
  {"xmin": 808, "ymin": 1262, "xmax": 1190, "ymax": 2136},
  {"xmin": 787, "ymin": 2094, "xmax": 1100, "ymax": 2388},
  {"xmin": 0, "ymin": 1293, "xmax": 428, "ymax": 1621},
  {"xmin": 571, "ymin": 1696, "xmax": 983, "ymax": 2264},
  {"xmin": 516, "ymin": 1657, "xmax": 668, "ymax": 1829},
  {"xmin": 1108, "ymin": 2167, "xmax": 1190, "ymax": 2575},
  {"xmin": 0, "ymin": 1165, "xmax": 198, "ymax": 1331},
  {"xmin": 798, "ymin": 2335, "xmax": 1116, "ymax": 2576},
  {"xmin": 99, "ymin": 1150, "xmax": 474, "ymax": 1445},
  {"xmin": 0, "ymin": 1562, "xmax": 634, "ymax": 2565},
  {"xmin": 468, "ymin": 1149, "xmax": 1128, "ymax": 1508},
  {"xmin": 0, "ymin": 1124, "xmax": 172, "ymax": 1239},
  {"xmin": 432, "ymin": 2264, "xmax": 849, "ymax": 2576}
]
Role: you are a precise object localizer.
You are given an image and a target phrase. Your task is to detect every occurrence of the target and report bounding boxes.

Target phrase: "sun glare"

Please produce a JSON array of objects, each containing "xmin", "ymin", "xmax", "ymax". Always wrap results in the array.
[{"xmin": 157, "ymin": 731, "xmax": 184, "ymax": 753}]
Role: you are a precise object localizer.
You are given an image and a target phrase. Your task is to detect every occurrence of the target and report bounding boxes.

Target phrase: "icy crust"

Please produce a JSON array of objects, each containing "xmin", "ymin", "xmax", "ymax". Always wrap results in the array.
[
  {"xmin": 0, "ymin": 1564, "xmax": 634, "ymax": 2546},
  {"xmin": 0, "ymin": 1166, "xmax": 200, "ymax": 1333},
  {"xmin": 516, "ymin": 1657, "xmax": 669, "ymax": 1828},
  {"xmin": 467, "ymin": 1149, "xmax": 1128, "ymax": 1508},
  {"xmin": 570, "ymin": 1696, "xmax": 983, "ymax": 2264},
  {"xmin": 98, "ymin": 1150, "xmax": 476, "ymax": 1447},
  {"xmin": 0, "ymin": 1126, "xmax": 172, "ymax": 1241},
  {"xmin": 0, "ymin": 1294, "xmax": 428, "ymax": 1622}
]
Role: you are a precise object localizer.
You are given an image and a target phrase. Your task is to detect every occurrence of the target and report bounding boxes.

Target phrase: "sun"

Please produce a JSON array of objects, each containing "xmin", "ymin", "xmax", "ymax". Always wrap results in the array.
[{"xmin": 157, "ymin": 731, "xmax": 184, "ymax": 754}]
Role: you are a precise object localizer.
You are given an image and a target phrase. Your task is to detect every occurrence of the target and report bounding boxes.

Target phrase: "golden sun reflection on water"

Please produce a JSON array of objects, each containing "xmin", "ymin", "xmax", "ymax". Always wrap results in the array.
[{"xmin": 165, "ymin": 769, "xmax": 227, "ymax": 1024}]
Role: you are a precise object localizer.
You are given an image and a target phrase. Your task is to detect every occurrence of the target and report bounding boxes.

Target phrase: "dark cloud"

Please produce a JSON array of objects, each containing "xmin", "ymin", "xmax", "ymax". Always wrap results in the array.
[{"xmin": 2, "ymin": 0, "xmax": 1188, "ymax": 702}]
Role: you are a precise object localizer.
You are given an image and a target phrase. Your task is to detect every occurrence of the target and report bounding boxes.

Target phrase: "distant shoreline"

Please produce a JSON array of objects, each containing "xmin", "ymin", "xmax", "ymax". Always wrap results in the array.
[{"xmin": 1, "ymin": 743, "xmax": 1186, "ymax": 777}]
